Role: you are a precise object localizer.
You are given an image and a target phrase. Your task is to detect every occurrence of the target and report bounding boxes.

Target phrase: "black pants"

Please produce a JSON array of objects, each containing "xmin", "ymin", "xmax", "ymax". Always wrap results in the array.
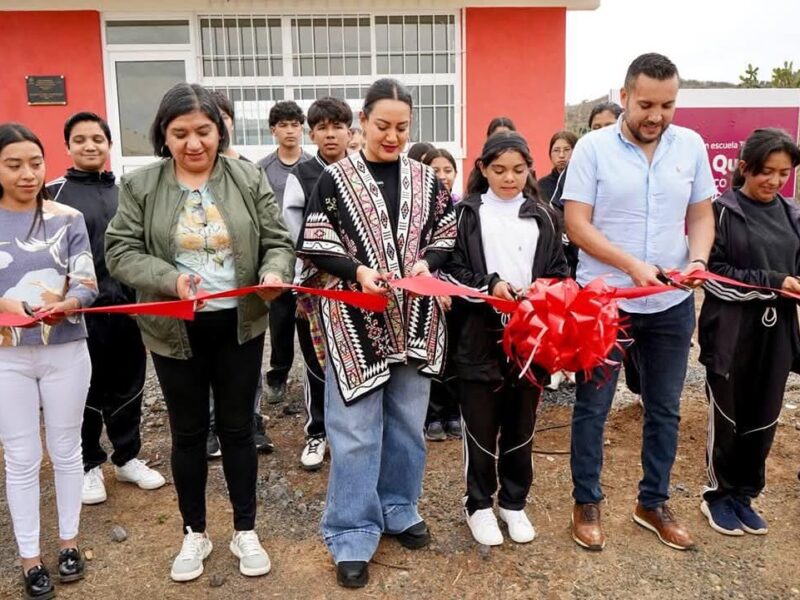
[
  {"xmin": 703, "ymin": 304, "xmax": 795, "ymax": 502},
  {"xmin": 426, "ymin": 377, "xmax": 460, "ymax": 424},
  {"xmin": 151, "ymin": 309, "xmax": 262, "ymax": 532},
  {"xmin": 82, "ymin": 313, "xmax": 147, "ymax": 471},
  {"xmin": 296, "ymin": 315, "xmax": 325, "ymax": 438},
  {"xmin": 460, "ymin": 379, "xmax": 539, "ymax": 514},
  {"xmin": 266, "ymin": 292, "xmax": 296, "ymax": 387}
]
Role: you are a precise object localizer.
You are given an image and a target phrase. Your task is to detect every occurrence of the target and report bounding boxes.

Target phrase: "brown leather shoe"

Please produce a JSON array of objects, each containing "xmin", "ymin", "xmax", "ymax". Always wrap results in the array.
[
  {"xmin": 571, "ymin": 503, "xmax": 606, "ymax": 551},
  {"xmin": 633, "ymin": 503, "xmax": 695, "ymax": 550}
]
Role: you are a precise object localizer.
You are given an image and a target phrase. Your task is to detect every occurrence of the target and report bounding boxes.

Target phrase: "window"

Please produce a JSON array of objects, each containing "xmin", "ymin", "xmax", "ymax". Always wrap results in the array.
[
  {"xmin": 198, "ymin": 13, "xmax": 460, "ymax": 150},
  {"xmin": 106, "ymin": 20, "xmax": 191, "ymax": 45}
]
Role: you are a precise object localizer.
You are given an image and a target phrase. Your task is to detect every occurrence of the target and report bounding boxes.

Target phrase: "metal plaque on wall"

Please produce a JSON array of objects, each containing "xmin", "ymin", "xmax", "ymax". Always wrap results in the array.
[{"xmin": 26, "ymin": 75, "xmax": 67, "ymax": 105}]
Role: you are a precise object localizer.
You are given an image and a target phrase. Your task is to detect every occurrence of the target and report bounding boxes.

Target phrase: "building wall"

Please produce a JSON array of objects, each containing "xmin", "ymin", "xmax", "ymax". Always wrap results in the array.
[
  {"xmin": 464, "ymin": 7, "xmax": 566, "ymax": 179},
  {"xmin": 0, "ymin": 11, "xmax": 107, "ymax": 176}
]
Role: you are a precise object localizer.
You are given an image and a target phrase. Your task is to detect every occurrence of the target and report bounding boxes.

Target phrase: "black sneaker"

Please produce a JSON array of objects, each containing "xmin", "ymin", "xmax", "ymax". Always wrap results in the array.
[
  {"xmin": 283, "ymin": 395, "xmax": 304, "ymax": 416},
  {"xmin": 206, "ymin": 430, "xmax": 222, "ymax": 459},
  {"xmin": 425, "ymin": 421, "xmax": 447, "ymax": 442},
  {"xmin": 266, "ymin": 382, "xmax": 287, "ymax": 404},
  {"xmin": 58, "ymin": 547, "xmax": 85, "ymax": 583},
  {"xmin": 389, "ymin": 520, "xmax": 431, "ymax": 549},
  {"xmin": 444, "ymin": 419, "xmax": 462, "ymax": 439},
  {"xmin": 253, "ymin": 414, "xmax": 275, "ymax": 454},
  {"xmin": 336, "ymin": 561, "xmax": 368, "ymax": 588},
  {"xmin": 22, "ymin": 564, "xmax": 54, "ymax": 600}
]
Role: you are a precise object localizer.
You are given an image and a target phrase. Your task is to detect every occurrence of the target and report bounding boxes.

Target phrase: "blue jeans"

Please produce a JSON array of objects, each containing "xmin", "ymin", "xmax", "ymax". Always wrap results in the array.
[
  {"xmin": 571, "ymin": 295, "xmax": 695, "ymax": 508},
  {"xmin": 321, "ymin": 360, "xmax": 430, "ymax": 563}
]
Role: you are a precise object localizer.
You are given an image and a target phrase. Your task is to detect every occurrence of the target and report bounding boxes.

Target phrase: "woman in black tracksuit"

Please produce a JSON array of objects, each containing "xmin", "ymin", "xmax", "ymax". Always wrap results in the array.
[
  {"xmin": 442, "ymin": 132, "xmax": 567, "ymax": 546},
  {"xmin": 698, "ymin": 128, "xmax": 800, "ymax": 537}
]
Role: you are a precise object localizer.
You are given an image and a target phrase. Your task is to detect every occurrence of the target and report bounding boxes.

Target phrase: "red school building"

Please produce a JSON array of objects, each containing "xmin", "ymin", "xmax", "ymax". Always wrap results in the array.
[{"xmin": 0, "ymin": 1, "xmax": 598, "ymax": 182}]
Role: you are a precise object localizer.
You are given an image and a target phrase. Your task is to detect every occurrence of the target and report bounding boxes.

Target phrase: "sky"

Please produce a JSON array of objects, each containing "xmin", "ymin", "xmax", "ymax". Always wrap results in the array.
[{"xmin": 565, "ymin": 0, "xmax": 800, "ymax": 104}]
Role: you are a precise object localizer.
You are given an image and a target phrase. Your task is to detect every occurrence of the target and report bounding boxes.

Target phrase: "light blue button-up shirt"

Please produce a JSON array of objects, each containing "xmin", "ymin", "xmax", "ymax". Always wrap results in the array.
[{"xmin": 562, "ymin": 117, "xmax": 715, "ymax": 314}]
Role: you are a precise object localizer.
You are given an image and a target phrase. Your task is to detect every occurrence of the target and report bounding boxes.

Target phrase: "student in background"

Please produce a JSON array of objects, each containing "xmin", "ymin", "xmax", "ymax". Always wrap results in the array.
[
  {"xmin": 486, "ymin": 116, "xmax": 517, "ymax": 137},
  {"xmin": 0, "ymin": 122, "xmax": 98, "ymax": 598},
  {"xmin": 348, "ymin": 127, "xmax": 365, "ymax": 154},
  {"xmin": 282, "ymin": 96, "xmax": 353, "ymax": 471},
  {"xmin": 423, "ymin": 148, "xmax": 460, "ymax": 204},
  {"xmin": 47, "ymin": 112, "xmax": 165, "ymax": 505},
  {"xmin": 407, "ymin": 141, "xmax": 435, "ymax": 162},
  {"xmin": 698, "ymin": 128, "xmax": 800, "ymax": 536},
  {"xmin": 538, "ymin": 131, "xmax": 578, "ymax": 204},
  {"xmin": 588, "ymin": 102, "xmax": 624, "ymax": 131},
  {"xmin": 443, "ymin": 131, "xmax": 567, "ymax": 546},
  {"xmin": 258, "ymin": 101, "xmax": 312, "ymax": 414}
]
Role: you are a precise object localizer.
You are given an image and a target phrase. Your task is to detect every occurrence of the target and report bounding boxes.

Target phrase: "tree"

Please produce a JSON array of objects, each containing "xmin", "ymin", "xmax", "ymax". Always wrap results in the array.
[
  {"xmin": 738, "ymin": 63, "xmax": 762, "ymax": 88},
  {"xmin": 771, "ymin": 61, "xmax": 800, "ymax": 88}
]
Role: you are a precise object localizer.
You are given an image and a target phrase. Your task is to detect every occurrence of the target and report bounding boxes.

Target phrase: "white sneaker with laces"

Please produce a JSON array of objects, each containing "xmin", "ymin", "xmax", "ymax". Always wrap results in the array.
[
  {"xmin": 229, "ymin": 530, "xmax": 271, "ymax": 577},
  {"xmin": 498, "ymin": 507, "xmax": 536, "ymax": 543},
  {"xmin": 81, "ymin": 466, "xmax": 107, "ymax": 505},
  {"xmin": 171, "ymin": 528, "xmax": 213, "ymax": 582},
  {"xmin": 300, "ymin": 437, "xmax": 327, "ymax": 471},
  {"xmin": 115, "ymin": 458, "xmax": 166, "ymax": 490},
  {"xmin": 465, "ymin": 507, "xmax": 503, "ymax": 546}
]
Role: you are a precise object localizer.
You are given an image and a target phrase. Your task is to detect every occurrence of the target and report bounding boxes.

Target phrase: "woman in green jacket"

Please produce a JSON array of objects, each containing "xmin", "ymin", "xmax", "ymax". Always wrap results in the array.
[{"xmin": 105, "ymin": 83, "xmax": 295, "ymax": 583}]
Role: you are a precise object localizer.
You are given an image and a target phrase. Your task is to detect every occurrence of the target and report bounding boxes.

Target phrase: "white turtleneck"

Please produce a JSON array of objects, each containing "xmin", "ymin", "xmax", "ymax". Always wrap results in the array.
[{"xmin": 479, "ymin": 189, "xmax": 539, "ymax": 290}]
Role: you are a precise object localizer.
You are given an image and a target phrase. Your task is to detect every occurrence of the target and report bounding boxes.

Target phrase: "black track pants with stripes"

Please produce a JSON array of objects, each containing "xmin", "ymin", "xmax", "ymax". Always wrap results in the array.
[
  {"xmin": 703, "ymin": 304, "xmax": 795, "ymax": 502},
  {"xmin": 82, "ymin": 313, "xmax": 147, "ymax": 471},
  {"xmin": 459, "ymin": 379, "xmax": 539, "ymax": 514}
]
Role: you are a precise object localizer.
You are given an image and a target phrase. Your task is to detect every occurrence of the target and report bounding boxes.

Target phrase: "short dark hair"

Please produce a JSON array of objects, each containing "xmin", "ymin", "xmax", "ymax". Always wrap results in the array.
[
  {"xmin": 268, "ymin": 100, "xmax": 305, "ymax": 128},
  {"xmin": 64, "ymin": 111, "xmax": 112, "ymax": 145},
  {"xmin": 548, "ymin": 130, "xmax": 578, "ymax": 154},
  {"xmin": 307, "ymin": 96, "xmax": 353, "ymax": 129},
  {"xmin": 588, "ymin": 102, "xmax": 623, "ymax": 128},
  {"xmin": 422, "ymin": 148, "xmax": 457, "ymax": 173},
  {"xmin": 486, "ymin": 116, "xmax": 517, "ymax": 137},
  {"xmin": 624, "ymin": 53, "xmax": 679, "ymax": 90},
  {"xmin": 407, "ymin": 142, "xmax": 435, "ymax": 161},
  {"xmin": 150, "ymin": 83, "xmax": 229, "ymax": 158},
  {"xmin": 209, "ymin": 90, "xmax": 234, "ymax": 120},
  {"xmin": 362, "ymin": 78, "xmax": 413, "ymax": 117},
  {"xmin": 732, "ymin": 128, "xmax": 800, "ymax": 188}
]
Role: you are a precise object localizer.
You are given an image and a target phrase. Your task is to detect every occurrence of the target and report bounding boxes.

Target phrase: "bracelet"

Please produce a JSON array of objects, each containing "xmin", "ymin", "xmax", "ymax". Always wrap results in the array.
[{"xmin": 689, "ymin": 258, "xmax": 708, "ymax": 269}]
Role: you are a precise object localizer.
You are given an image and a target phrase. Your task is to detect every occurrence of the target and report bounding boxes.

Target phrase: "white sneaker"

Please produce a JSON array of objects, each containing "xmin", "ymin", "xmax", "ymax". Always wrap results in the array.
[
  {"xmin": 81, "ymin": 466, "xmax": 107, "ymax": 505},
  {"xmin": 465, "ymin": 507, "xmax": 503, "ymax": 546},
  {"xmin": 115, "ymin": 458, "xmax": 166, "ymax": 490},
  {"xmin": 545, "ymin": 370, "xmax": 564, "ymax": 391},
  {"xmin": 300, "ymin": 436, "xmax": 327, "ymax": 471},
  {"xmin": 171, "ymin": 528, "xmax": 213, "ymax": 582},
  {"xmin": 229, "ymin": 530, "xmax": 271, "ymax": 577},
  {"xmin": 498, "ymin": 507, "xmax": 536, "ymax": 543}
]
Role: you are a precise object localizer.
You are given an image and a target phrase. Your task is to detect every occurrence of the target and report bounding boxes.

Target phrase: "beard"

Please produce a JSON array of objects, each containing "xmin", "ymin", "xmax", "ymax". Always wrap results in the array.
[{"xmin": 623, "ymin": 115, "xmax": 667, "ymax": 144}]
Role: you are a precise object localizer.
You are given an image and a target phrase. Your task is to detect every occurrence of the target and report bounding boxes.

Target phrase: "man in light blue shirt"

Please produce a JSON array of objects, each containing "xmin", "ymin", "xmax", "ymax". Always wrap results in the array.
[{"xmin": 563, "ymin": 53, "xmax": 715, "ymax": 553}]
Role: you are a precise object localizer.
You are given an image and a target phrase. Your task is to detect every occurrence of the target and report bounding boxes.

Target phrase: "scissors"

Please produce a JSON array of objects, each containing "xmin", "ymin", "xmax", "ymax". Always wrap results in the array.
[
  {"xmin": 22, "ymin": 301, "xmax": 35, "ymax": 317},
  {"xmin": 655, "ymin": 265, "xmax": 691, "ymax": 291}
]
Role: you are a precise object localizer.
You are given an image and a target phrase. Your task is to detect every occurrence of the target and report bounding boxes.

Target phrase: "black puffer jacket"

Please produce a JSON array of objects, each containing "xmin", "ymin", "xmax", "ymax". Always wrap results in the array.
[
  {"xmin": 698, "ymin": 189, "xmax": 800, "ymax": 376},
  {"xmin": 47, "ymin": 168, "xmax": 134, "ymax": 307},
  {"xmin": 441, "ymin": 193, "xmax": 568, "ymax": 382}
]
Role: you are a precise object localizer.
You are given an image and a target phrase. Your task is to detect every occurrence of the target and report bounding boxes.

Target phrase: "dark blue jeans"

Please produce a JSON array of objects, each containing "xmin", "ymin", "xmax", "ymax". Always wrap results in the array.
[{"xmin": 570, "ymin": 295, "xmax": 695, "ymax": 508}]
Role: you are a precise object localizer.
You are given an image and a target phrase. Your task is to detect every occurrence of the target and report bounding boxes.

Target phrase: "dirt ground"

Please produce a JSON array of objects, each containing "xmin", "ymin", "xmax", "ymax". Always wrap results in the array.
[{"xmin": 2, "ymin": 341, "xmax": 800, "ymax": 600}]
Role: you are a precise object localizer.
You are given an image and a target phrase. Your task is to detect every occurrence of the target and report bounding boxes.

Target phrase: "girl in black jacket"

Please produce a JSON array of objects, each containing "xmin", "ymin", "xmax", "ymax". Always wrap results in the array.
[
  {"xmin": 698, "ymin": 128, "xmax": 800, "ymax": 537},
  {"xmin": 442, "ymin": 132, "xmax": 568, "ymax": 546}
]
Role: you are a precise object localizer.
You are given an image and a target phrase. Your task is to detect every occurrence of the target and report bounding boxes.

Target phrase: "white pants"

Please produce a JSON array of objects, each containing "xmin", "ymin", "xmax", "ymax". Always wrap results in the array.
[{"xmin": 0, "ymin": 340, "xmax": 91, "ymax": 558}]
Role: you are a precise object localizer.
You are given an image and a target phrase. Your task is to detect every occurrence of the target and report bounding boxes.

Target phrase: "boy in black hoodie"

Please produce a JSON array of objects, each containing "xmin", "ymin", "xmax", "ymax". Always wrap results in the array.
[{"xmin": 47, "ymin": 112, "xmax": 165, "ymax": 506}]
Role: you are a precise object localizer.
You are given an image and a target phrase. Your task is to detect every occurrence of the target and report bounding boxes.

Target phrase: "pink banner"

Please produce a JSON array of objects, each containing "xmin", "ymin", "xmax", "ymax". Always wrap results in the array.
[{"xmin": 673, "ymin": 106, "xmax": 800, "ymax": 198}]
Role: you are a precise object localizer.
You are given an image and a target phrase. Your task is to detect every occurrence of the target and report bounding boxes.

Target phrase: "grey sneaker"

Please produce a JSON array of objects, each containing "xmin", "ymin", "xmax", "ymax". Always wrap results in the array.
[
  {"xmin": 425, "ymin": 421, "xmax": 447, "ymax": 442},
  {"xmin": 170, "ymin": 528, "xmax": 212, "ymax": 582},
  {"xmin": 229, "ymin": 530, "xmax": 271, "ymax": 577},
  {"xmin": 266, "ymin": 382, "xmax": 286, "ymax": 404}
]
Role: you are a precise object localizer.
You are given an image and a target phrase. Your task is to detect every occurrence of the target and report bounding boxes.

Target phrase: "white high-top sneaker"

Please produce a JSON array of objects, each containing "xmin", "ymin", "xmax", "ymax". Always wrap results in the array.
[
  {"xmin": 81, "ymin": 466, "xmax": 107, "ymax": 505},
  {"xmin": 115, "ymin": 458, "xmax": 166, "ymax": 490},
  {"xmin": 171, "ymin": 528, "xmax": 213, "ymax": 582}
]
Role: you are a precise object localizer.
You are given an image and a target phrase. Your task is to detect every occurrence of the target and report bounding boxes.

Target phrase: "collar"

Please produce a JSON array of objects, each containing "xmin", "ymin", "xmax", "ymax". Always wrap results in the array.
[
  {"xmin": 718, "ymin": 188, "xmax": 800, "ymax": 222},
  {"xmin": 65, "ymin": 167, "xmax": 116, "ymax": 185}
]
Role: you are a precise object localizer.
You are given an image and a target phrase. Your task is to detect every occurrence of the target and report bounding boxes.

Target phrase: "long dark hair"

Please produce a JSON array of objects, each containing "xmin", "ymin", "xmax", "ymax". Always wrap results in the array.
[
  {"xmin": 0, "ymin": 122, "xmax": 49, "ymax": 238},
  {"xmin": 422, "ymin": 148, "xmax": 457, "ymax": 172},
  {"xmin": 466, "ymin": 131, "xmax": 540, "ymax": 200},
  {"xmin": 486, "ymin": 116, "xmax": 516, "ymax": 137},
  {"xmin": 362, "ymin": 78, "xmax": 413, "ymax": 117},
  {"xmin": 732, "ymin": 128, "xmax": 800, "ymax": 189},
  {"xmin": 150, "ymin": 83, "xmax": 229, "ymax": 158}
]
